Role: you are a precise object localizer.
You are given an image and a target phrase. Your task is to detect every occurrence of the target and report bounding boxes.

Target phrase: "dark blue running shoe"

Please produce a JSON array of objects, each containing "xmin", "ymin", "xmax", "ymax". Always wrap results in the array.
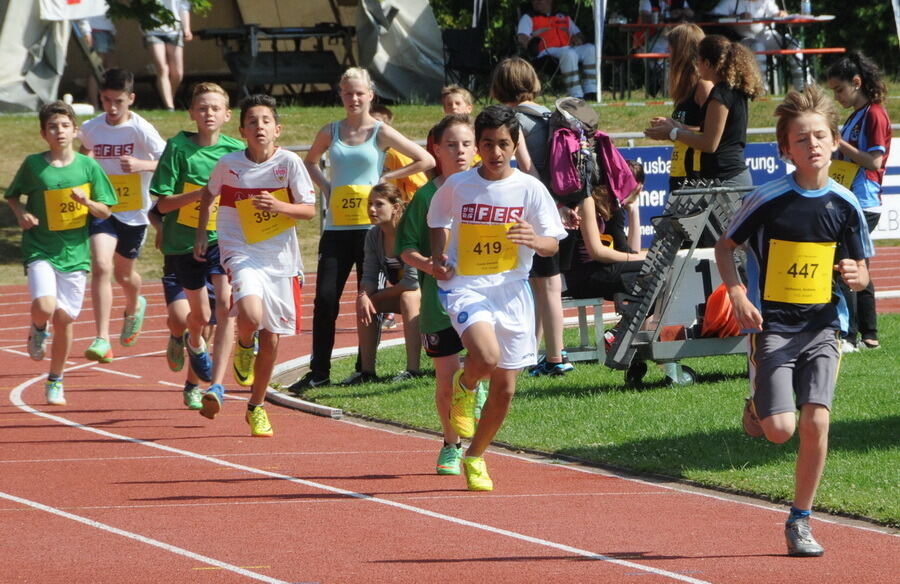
[{"xmin": 186, "ymin": 333, "xmax": 213, "ymax": 382}]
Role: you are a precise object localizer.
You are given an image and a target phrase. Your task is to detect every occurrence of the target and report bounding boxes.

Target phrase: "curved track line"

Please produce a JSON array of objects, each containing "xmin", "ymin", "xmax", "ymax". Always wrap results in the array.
[
  {"xmin": 0, "ymin": 491, "xmax": 293, "ymax": 584},
  {"xmin": 10, "ymin": 372, "xmax": 712, "ymax": 584}
]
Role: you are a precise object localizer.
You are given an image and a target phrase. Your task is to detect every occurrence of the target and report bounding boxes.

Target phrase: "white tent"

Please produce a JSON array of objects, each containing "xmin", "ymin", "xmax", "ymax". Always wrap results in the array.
[
  {"xmin": 2, "ymin": 0, "xmax": 445, "ymax": 111},
  {"xmin": 357, "ymin": 0, "xmax": 444, "ymax": 102},
  {"xmin": 0, "ymin": 0, "xmax": 103, "ymax": 112}
]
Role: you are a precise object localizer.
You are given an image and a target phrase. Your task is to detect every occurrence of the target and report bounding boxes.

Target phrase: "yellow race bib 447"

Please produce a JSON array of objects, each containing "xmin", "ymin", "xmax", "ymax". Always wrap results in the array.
[{"xmin": 764, "ymin": 239, "xmax": 836, "ymax": 304}]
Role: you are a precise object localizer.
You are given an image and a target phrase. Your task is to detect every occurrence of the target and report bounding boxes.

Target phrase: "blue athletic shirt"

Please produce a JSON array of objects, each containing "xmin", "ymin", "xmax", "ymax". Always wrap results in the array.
[
  {"xmin": 726, "ymin": 174, "xmax": 874, "ymax": 334},
  {"xmin": 323, "ymin": 120, "xmax": 385, "ymax": 231}
]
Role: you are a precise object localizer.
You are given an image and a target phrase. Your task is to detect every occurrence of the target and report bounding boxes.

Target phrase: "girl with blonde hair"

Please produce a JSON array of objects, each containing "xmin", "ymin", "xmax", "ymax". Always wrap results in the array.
[{"xmin": 292, "ymin": 67, "xmax": 434, "ymax": 389}]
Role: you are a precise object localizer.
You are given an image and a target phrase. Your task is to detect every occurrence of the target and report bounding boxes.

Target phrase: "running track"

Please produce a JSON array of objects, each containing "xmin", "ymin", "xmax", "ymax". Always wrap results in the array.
[{"xmin": 2, "ymin": 249, "xmax": 899, "ymax": 583}]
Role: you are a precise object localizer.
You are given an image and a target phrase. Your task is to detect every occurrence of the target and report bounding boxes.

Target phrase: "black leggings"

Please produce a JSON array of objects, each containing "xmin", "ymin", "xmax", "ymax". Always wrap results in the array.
[
  {"xmin": 309, "ymin": 229, "xmax": 369, "ymax": 375},
  {"xmin": 842, "ymin": 211, "xmax": 880, "ymax": 341}
]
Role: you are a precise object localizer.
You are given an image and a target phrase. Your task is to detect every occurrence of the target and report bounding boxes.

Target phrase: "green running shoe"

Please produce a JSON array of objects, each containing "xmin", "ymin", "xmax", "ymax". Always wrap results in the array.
[
  {"xmin": 233, "ymin": 341, "xmax": 255, "ymax": 387},
  {"xmin": 167, "ymin": 333, "xmax": 186, "ymax": 372},
  {"xmin": 436, "ymin": 444, "xmax": 462, "ymax": 475},
  {"xmin": 85, "ymin": 337, "xmax": 113, "ymax": 363},
  {"xmin": 182, "ymin": 385, "xmax": 202, "ymax": 410},
  {"xmin": 473, "ymin": 382, "xmax": 488, "ymax": 428},
  {"xmin": 120, "ymin": 295, "xmax": 147, "ymax": 347}
]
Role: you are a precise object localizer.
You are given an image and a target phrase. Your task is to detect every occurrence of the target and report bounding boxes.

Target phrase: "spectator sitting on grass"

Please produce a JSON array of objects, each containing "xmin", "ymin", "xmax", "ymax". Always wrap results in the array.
[{"xmin": 349, "ymin": 183, "xmax": 422, "ymax": 385}]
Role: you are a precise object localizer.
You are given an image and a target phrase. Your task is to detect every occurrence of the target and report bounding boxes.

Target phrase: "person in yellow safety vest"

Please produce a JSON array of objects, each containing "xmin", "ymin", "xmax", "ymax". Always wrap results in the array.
[{"xmin": 516, "ymin": 0, "xmax": 597, "ymax": 100}]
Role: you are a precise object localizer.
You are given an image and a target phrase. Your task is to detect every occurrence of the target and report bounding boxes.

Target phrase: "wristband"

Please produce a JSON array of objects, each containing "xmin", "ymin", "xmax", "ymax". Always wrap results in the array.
[{"xmin": 669, "ymin": 127, "xmax": 679, "ymax": 142}]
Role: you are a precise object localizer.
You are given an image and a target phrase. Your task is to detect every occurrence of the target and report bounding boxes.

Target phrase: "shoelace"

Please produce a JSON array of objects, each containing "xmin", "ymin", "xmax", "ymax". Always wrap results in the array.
[{"xmin": 790, "ymin": 521, "xmax": 815, "ymax": 543}]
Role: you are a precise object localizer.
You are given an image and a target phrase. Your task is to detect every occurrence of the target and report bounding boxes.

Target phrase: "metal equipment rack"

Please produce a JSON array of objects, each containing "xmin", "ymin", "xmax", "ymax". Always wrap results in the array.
[{"xmin": 604, "ymin": 184, "xmax": 753, "ymax": 385}]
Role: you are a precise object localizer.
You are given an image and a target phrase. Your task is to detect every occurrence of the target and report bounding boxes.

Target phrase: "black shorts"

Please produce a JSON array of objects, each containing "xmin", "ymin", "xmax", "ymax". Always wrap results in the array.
[
  {"xmin": 423, "ymin": 326, "xmax": 464, "ymax": 358},
  {"xmin": 529, "ymin": 250, "xmax": 561, "ymax": 278},
  {"xmin": 169, "ymin": 245, "xmax": 226, "ymax": 291},
  {"xmin": 89, "ymin": 215, "xmax": 148, "ymax": 260},
  {"xmin": 162, "ymin": 255, "xmax": 219, "ymax": 324}
]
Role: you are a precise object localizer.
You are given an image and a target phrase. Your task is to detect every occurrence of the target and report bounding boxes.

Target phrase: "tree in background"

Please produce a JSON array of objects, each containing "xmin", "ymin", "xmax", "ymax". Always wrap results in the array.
[{"xmin": 106, "ymin": 0, "xmax": 212, "ymax": 30}]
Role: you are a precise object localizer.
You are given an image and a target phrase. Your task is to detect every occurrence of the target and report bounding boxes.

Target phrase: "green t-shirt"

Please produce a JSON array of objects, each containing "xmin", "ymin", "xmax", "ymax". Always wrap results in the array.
[
  {"xmin": 5, "ymin": 153, "xmax": 117, "ymax": 272},
  {"xmin": 395, "ymin": 180, "xmax": 451, "ymax": 333},
  {"xmin": 149, "ymin": 131, "xmax": 244, "ymax": 256}
]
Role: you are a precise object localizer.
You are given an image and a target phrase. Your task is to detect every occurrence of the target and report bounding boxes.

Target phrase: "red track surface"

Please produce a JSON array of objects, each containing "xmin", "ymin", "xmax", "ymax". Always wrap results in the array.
[{"xmin": 2, "ymin": 249, "xmax": 898, "ymax": 583}]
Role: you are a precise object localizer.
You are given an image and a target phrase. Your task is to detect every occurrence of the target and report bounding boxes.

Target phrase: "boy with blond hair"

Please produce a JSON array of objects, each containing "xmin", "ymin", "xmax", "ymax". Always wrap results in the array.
[
  {"xmin": 441, "ymin": 85, "xmax": 474, "ymax": 115},
  {"xmin": 79, "ymin": 68, "xmax": 166, "ymax": 363},
  {"xmin": 196, "ymin": 94, "xmax": 316, "ymax": 436},
  {"xmin": 150, "ymin": 82, "xmax": 243, "ymax": 413},
  {"xmin": 398, "ymin": 113, "xmax": 480, "ymax": 475},
  {"xmin": 715, "ymin": 85, "xmax": 873, "ymax": 557},
  {"xmin": 6, "ymin": 101, "xmax": 117, "ymax": 405}
]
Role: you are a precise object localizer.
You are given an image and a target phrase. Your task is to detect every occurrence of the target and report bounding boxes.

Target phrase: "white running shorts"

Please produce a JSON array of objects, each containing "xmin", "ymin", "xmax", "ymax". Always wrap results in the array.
[
  {"xmin": 228, "ymin": 261, "xmax": 302, "ymax": 336},
  {"xmin": 440, "ymin": 279, "xmax": 537, "ymax": 370},
  {"xmin": 27, "ymin": 260, "xmax": 87, "ymax": 320}
]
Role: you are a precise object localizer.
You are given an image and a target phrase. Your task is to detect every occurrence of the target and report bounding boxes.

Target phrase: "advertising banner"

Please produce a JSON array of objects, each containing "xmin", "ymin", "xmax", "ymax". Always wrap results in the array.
[{"xmin": 621, "ymin": 140, "xmax": 900, "ymax": 248}]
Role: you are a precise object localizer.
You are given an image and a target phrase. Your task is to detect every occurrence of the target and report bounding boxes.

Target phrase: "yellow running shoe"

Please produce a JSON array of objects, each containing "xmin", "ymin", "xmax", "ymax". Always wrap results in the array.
[
  {"xmin": 233, "ymin": 341, "xmax": 256, "ymax": 387},
  {"xmin": 246, "ymin": 405, "xmax": 274, "ymax": 437},
  {"xmin": 449, "ymin": 369, "xmax": 477, "ymax": 438},
  {"xmin": 463, "ymin": 456, "xmax": 493, "ymax": 491}
]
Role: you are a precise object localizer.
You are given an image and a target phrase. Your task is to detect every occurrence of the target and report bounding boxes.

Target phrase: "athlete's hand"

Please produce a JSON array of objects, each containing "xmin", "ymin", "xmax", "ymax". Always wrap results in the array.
[
  {"xmin": 431, "ymin": 253, "xmax": 455, "ymax": 281},
  {"xmin": 559, "ymin": 206, "xmax": 580, "ymax": 229},
  {"xmin": 507, "ymin": 218, "xmax": 536, "ymax": 248},
  {"xmin": 17, "ymin": 212, "xmax": 39, "ymax": 230},
  {"xmin": 119, "ymin": 155, "xmax": 142, "ymax": 173},
  {"xmin": 836, "ymin": 258, "xmax": 866, "ymax": 291},
  {"xmin": 193, "ymin": 235, "xmax": 208, "ymax": 263},
  {"xmin": 729, "ymin": 288, "xmax": 763, "ymax": 332},
  {"xmin": 70, "ymin": 187, "xmax": 91, "ymax": 207},
  {"xmin": 252, "ymin": 191, "xmax": 281, "ymax": 214}
]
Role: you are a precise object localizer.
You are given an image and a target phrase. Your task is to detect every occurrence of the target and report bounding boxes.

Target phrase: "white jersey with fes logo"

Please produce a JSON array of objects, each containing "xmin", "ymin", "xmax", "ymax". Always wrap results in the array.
[
  {"xmin": 427, "ymin": 167, "xmax": 566, "ymax": 290},
  {"xmin": 78, "ymin": 111, "xmax": 166, "ymax": 225},
  {"xmin": 207, "ymin": 147, "xmax": 316, "ymax": 277}
]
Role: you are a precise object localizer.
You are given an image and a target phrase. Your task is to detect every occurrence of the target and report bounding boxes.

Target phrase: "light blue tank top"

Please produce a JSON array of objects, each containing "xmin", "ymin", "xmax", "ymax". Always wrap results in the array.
[{"xmin": 324, "ymin": 120, "xmax": 385, "ymax": 231}]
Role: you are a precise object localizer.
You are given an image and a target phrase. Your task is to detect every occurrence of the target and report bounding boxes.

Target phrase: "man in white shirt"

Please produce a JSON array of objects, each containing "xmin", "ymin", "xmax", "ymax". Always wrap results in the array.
[{"xmin": 709, "ymin": 0, "xmax": 806, "ymax": 90}]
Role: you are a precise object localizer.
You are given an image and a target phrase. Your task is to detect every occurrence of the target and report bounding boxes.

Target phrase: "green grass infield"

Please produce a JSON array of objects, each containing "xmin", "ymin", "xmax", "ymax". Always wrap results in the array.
[{"xmin": 282, "ymin": 314, "xmax": 900, "ymax": 527}]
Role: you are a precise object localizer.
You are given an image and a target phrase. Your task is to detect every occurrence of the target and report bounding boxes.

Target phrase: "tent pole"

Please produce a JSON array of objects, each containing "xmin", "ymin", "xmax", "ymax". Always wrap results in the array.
[{"xmin": 594, "ymin": 0, "xmax": 606, "ymax": 103}]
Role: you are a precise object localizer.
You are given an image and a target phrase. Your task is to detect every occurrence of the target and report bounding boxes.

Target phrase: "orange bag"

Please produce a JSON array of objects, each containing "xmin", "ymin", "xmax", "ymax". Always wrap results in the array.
[{"xmin": 700, "ymin": 283, "xmax": 742, "ymax": 338}]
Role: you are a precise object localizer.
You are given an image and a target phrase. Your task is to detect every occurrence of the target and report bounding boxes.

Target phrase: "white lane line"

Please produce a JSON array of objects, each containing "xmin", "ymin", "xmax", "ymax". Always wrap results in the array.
[
  {"xmin": 0, "ymin": 491, "xmax": 671, "ymax": 514},
  {"xmin": 0, "ymin": 450, "xmax": 436, "ymax": 465},
  {"xmin": 10, "ymin": 373, "xmax": 711, "ymax": 584},
  {"xmin": 0, "ymin": 329, "xmax": 171, "ymax": 350},
  {"xmin": 0, "ymin": 491, "xmax": 291, "ymax": 584},
  {"xmin": 335, "ymin": 418, "xmax": 900, "ymax": 538},
  {"xmin": 92, "ymin": 367, "xmax": 142, "ymax": 379},
  {"xmin": 0, "ymin": 315, "xmax": 167, "ymax": 334}
]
